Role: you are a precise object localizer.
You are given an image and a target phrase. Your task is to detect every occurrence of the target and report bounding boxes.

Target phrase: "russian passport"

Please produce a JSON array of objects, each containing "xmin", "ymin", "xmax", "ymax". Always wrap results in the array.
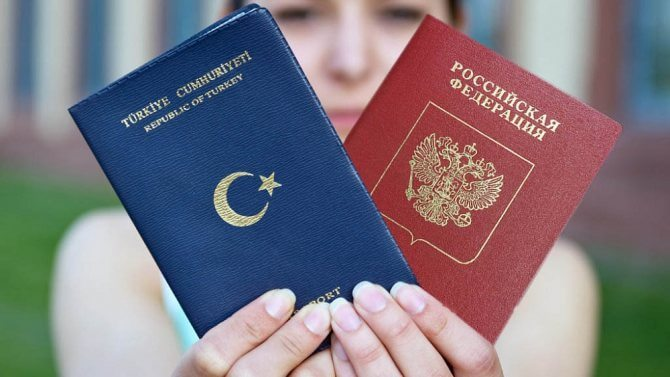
[
  {"xmin": 345, "ymin": 16, "xmax": 621, "ymax": 341},
  {"xmin": 68, "ymin": 4, "xmax": 415, "ymax": 338}
]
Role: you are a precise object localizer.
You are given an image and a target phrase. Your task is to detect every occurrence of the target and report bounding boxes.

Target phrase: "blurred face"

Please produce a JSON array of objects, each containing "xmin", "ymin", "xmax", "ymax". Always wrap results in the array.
[{"xmin": 238, "ymin": 0, "xmax": 451, "ymax": 139}]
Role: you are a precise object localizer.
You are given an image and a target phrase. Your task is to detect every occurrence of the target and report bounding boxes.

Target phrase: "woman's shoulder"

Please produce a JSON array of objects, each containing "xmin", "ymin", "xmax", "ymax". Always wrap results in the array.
[
  {"xmin": 61, "ymin": 207, "xmax": 147, "ymax": 252},
  {"xmin": 508, "ymin": 238, "xmax": 599, "ymax": 327},
  {"xmin": 495, "ymin": 239, "xmax": 599, "ymax": 376},
  {"xmin": 53, "ymin": 209, "xmax": 181, "ymax": 375},
  {"xmin": 65, "ymin": 207, "xmax": 136, "ymax": 239},
  {"xmin": 56, "ymin": 207, "xmax": 160, "ymax": 289},
  {"xmin": 528, "ymin": 238, "xmax": 598, "ymax": 303}
]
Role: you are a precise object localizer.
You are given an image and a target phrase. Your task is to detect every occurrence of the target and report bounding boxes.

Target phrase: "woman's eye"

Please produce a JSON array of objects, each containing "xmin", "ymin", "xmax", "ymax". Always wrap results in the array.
[
  {"xmin": 379, "ymin": 6, "xmax": 424, "ymax": 23},
  {"xmin": 274, "ymin": 7, "xmax": 318, "ymax": 23}
]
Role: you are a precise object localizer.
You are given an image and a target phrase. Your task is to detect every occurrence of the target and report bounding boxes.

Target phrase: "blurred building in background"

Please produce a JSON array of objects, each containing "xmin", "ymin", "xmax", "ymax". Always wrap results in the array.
[
  {"xmin": 0, "ymin": 0, "xmax": 223, "ymax": 167},
  {"xmin": 0, "ymin": 0, "xmax": 668, "ymax": 254}
]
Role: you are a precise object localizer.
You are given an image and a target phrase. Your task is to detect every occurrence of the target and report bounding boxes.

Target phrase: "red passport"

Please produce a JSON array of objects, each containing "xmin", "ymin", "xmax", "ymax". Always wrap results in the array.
[{"xmin": 345, "ymin": 16, "xmax": 621, "ymax": 341}]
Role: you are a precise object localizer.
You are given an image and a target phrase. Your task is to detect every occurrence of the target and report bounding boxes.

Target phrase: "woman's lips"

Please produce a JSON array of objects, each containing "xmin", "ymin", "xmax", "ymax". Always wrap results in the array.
[{"xmin": 328, "ymin": 110, "xmax": 363, "ymax": 131}]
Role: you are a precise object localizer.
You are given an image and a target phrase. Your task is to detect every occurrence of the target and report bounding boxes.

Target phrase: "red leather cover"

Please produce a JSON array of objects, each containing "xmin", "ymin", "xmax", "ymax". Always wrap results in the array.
[{"xmin": 344, "ymin": 16, "xmax": 621, "ymax": 341}]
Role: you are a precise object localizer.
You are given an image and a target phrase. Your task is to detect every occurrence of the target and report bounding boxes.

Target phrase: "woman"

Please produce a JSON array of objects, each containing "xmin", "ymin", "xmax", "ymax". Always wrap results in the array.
[{"xmin": 52, "ymin": 0, "xmax": 599, "ymax": 375}]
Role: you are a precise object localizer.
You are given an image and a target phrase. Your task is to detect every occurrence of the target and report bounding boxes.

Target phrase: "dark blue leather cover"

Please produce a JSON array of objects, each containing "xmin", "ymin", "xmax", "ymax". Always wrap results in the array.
[{"xmin": 69, "ymin": 4, "xmax": 415, "ymax": 337}]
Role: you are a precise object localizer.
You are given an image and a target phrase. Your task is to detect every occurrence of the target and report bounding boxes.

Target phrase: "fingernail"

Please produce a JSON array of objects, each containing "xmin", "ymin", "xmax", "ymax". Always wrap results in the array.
[
  {"xmin": 389, "ymin": 281, "xmax": 408, "ymax": 297},
  {"xmin": 264, "ymin": 289, "xmax": 296, "ymax": 319},
  {"xmin": 331, "ymin": 337, "xmax": 349, "ymax": 361},
  {"xmin": 390, "ymin": 282, "xmax": 426, "ymax": 315},
  {"xmin": 330, "ymin": 298, "xmax": 362, "ymax": 332},
  {"xmin": 352, "ymin": 281, "xmax": 387, "ymax": 313},
  {"xmin": 303, "ymin": 303, "xmax": 331, "ymax": 335}
]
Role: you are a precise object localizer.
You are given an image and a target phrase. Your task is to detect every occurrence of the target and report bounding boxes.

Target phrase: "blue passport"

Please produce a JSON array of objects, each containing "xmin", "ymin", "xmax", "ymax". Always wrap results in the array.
[{"xmin": 69, "ymin": 4, "xmax": 415, "ymax": 337}]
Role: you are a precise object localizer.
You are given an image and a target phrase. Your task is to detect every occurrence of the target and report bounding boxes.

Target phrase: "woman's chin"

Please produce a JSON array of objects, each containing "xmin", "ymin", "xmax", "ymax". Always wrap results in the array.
[{"xmin": 331, "ymin": 124, "xmax": 351, "ymax": 141}]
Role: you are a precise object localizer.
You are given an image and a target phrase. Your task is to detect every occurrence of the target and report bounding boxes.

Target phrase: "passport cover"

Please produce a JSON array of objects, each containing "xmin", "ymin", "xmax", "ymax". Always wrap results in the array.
[
  {"xmin": 345, "ymin": 16, "xmax": 621, "ymax": 341},
  {"xmin": 69, "ymin": 4, "xmax": 415, "ymax": 338}
]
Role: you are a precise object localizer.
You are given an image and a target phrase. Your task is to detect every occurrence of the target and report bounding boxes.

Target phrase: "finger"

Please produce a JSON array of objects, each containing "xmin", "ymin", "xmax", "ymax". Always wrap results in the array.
[
  {"xmin": 330, "ymin": 334, "xmax": 358, "ymax": 377},
  {"xmin": 391, "ymin": 283, "xmax": 503, "ymax": 377},
  {"xmin": 289, "ymin": 349, "xmax": 335, "ymax": 377},
  {"xmin": 330, "ymin": 297, "xmax": 401, "ymax": 377},
  {"xmin": 173, "ymin": 288, "xmax": 295, "ymax": 377},
  {"xmin": 352, "ymin": 281, "xmax": 452, "ymax": 377},
  {"xmin": 228, "ymin": 303, "xmax": 331, "ymax": 376}
]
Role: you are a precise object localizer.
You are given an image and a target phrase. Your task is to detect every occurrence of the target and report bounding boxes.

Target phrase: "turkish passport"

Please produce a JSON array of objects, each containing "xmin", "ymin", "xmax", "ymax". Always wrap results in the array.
[
  {"xmin": 345, "ymin": 16, "xmax": 621, "ymax": 341},
  {"xmin": 68, "ymin": 4, "xmax": 415, "ymax": 338}
]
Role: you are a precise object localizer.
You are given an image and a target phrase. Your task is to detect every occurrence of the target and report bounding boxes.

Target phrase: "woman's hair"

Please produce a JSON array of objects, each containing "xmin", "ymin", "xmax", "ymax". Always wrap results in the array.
[{"xmin": 230, "ymin": 0, "xmax": 463, "ymax": 24}]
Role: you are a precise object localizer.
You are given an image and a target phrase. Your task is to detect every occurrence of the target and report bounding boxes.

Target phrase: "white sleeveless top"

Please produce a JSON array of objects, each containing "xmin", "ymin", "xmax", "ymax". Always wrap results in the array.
[{"xmin": 160, "ymin": 277, "xmax": 199, "ymax": 351}]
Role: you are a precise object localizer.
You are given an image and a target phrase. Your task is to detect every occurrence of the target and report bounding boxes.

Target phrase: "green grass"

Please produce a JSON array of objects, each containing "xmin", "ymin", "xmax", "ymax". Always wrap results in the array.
[
  {"xmin": 0, "ymin": 170, "xmax": 119, "ymax": 376},
  {"xmin": 0, "ymin": 169, "xmax": 668, "ymax": 375},
  {"xmin": 591, "ymin": 249, "xmax": 670, "ymax": 376}
]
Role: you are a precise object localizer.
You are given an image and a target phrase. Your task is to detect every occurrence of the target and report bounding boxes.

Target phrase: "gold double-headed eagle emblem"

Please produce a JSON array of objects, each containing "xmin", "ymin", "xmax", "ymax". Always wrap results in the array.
[{"xmin": 406, "ymin": 133, "xmax": 504, "ymax": 228}]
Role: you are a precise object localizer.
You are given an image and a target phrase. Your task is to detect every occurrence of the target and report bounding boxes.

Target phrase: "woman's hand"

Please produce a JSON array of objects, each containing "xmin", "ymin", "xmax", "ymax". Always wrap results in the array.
[
  {"xmin": 172, "ymin": 289, "xmax": 333, "ymax": 377},
  {"xmin": 173, "ymin": 282, "xmax": 503, "ymax": 377},
  {"xmin": 330, "ymin": 281, "xmax": 504, "ymax": 377}
]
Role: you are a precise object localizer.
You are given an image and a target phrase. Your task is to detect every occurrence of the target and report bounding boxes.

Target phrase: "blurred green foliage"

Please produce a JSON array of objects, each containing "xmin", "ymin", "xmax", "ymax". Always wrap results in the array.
[{"xmin": 0, "ymin": 170, "xmax": 668, "ymax": 376}]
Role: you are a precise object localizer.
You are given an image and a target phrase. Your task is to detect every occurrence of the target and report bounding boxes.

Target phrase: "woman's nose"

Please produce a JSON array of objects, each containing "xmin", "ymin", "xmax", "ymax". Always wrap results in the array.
[{"xmin": 326, "ymin": 4, "xmax": 372, "ymax": 83}]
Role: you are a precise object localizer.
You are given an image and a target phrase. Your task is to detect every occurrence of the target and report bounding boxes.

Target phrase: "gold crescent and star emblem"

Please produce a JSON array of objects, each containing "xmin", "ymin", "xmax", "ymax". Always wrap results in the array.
[{"xmin": 213, "ymin": 171, "xmax": 282, "ymax": 227}]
